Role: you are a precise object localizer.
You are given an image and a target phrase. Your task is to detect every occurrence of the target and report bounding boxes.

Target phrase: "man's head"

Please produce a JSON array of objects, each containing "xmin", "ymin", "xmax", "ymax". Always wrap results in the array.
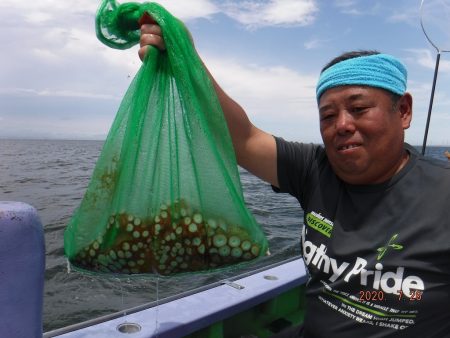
[{"xmin": 316, "ymin": 51, "xmax": 413, "ymax": 185}]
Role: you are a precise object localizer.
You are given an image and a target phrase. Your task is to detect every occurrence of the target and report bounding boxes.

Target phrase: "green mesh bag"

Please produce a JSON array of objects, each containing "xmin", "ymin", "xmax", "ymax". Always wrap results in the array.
[{"xmin": 64, "ymin": 0, "xmax": 269, "ymax": 276}]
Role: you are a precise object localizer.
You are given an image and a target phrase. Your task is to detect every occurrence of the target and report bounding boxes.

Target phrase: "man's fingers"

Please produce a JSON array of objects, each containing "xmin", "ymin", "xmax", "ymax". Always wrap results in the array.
[
  {"xmin": 139, "ymin": 32, "xmax": 166, "ymax": 50},
  {"xmin": 140, "ymin": 23, "xmax": 162, "ymax": 35},
  {"xmin": 138, "ymin": 33, "xmax": 166, "ymax": 61},
  {"xmin": 138, "ymin": 13, "xmax": 165, "ymax": 61},
  {"xmin": 138, "ymin": 12, "xmax": 156, "ymax": 26},
  {"xmin": 138, "ymin": 45, "xmax": 148, "ymax": 61}
]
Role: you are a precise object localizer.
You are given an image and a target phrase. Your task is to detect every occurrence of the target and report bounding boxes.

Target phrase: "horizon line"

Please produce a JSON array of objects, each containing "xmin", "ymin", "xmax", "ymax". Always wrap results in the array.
[{"xmin": 1, "ymin": 137, "xmax": 449, "ymax": 148}]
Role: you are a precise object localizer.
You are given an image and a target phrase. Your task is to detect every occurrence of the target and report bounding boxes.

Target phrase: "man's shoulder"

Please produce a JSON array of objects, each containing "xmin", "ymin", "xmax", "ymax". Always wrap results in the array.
[
  {"xmin": 275, "ymin": 136, "xmax": 326, "ymax": 161},
  {"xmin": 407, "ymin": 144, "xmax": 448, "ymax": 167},
  {"xmin": 406, "ymin": 145, "xmax": 450, "ymax": 191}
]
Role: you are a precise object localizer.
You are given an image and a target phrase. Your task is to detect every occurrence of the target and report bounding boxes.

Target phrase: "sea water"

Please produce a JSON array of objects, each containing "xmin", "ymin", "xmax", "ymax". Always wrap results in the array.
[{"xmin": 0, "ymin": 139, "xmax": 447, "ymax": 331}]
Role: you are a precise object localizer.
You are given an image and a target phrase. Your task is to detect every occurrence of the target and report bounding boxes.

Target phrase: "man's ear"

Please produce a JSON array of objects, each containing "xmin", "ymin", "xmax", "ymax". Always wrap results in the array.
[{"xmin": 398, "ymin": 93, "xmax": 413, "ymax": 130}]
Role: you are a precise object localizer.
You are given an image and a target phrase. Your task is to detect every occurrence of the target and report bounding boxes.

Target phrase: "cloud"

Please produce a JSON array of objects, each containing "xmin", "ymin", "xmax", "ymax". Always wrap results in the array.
[
  {"xmin": 386, "ymin": 3, "xmax": 419, "ymax": 25},
  {"xmin": 387, "ymin": 11, "xmax": 418, "ymax": 25},
  {"xmin": 202, "ymin": 54, "xmax": 321, "ymax": 141},
  {"xmin": 334, "ymin": 0, "xmax": 359, "ymax": 7},
  {"xmin": 406, "ymin": 49, "xmax": 450, "ymax": 73},
  {"xmin": 333, "ymin": 0, "xmax": 383, "ymax": 16},
  {"xmin": 0, "ymin": 0, "xmax": 216, "ymax": 102},
  {"xmin": 0, "ymin": 114, "xmax": 111, "ymax": 140},
  {"xmin": 304, "ymin": 38, "xmax": 326, "ymax": 50},
  {"xmin": 32, "ymin": 48, "xmax": 61, "ymax": 63},
  {"xmin": 334, "ymin": 0, "xmax": 363, "ymax": 15},
  {"xmin": 24, "ymin": 12, "xmax": 53, "ymax": 24},
  {"xmin": 408, "ymin": 80, "xmax": 433, "ymax": 102},
  {"xmin": 0, "ymin": 0, "xmax": 207, "ymax": 26},
  {"xmin": 0, "ymin": 88, "xmax": 118, "ymax": 100},
  {"xmin": 0, "ymin": 0, "xmax": 97, "ymax": 24},
  {"xmin": 205, "ymin": 55, "xmax": 316, "ymax": 111},
  {"xmin": 221, "ymin": 0, "xmax": 318, "ymax": 29},
  {"xmin": 155, "ymin": 0, "xmax": 219, "ymax": 19}
]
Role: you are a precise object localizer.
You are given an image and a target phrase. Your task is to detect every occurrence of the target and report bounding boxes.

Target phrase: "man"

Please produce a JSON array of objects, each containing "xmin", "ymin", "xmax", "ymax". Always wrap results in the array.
[{"xmin": 139, "ymin": 18, "xmax": 450, "ymax": 338}]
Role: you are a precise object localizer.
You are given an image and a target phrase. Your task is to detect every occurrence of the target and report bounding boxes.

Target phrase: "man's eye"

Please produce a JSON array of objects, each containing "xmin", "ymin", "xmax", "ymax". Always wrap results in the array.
[
  {"xmin": 320, "ymin": 114, "xmax": 334, "ymax": 121},
  {"xmin": 351, "ymin": 107, "xmax": 367, "ymax": 113}
]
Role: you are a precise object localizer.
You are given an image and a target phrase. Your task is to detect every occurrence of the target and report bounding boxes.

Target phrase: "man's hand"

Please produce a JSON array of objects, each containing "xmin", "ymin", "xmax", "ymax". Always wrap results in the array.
[{"xmin": 138, "ymin": 13, "xmax": 166, "ymax": 61}]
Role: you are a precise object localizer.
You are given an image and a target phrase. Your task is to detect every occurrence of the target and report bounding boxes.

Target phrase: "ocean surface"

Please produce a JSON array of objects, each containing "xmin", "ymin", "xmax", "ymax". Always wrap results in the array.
[{"xmin": 0, "ymin": 139, "xmax": 448, "ymax": 332}]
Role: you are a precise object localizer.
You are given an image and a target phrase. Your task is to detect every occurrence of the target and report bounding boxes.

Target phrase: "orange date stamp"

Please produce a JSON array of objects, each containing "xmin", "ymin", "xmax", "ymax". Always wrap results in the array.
[
  {"xmin": 359, "ymin": 290, "xmax": 385, "ymax": 301},
  {"xmin": 398, "ymin": 290, "xmax": 423, "ymax": 301},
  {"xmin": 358, "ymin": 290, "xmax": 423, "ymax": 302}
]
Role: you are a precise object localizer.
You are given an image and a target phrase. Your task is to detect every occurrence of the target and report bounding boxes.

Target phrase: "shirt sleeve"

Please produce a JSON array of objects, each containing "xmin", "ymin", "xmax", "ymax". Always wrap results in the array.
[{"xmin": 273, "ymin": 136, "xmax": 323, "ymax": 204}]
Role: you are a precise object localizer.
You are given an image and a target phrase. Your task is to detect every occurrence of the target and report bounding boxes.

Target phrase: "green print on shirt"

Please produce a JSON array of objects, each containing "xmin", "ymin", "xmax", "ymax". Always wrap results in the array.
[
  {"xmin": 306, "ymin": 212, "xmax": 333, "ymax": 238},
  {"xmin": 377, "ymin": 233, "xmax": 403, "ymax": 261}
]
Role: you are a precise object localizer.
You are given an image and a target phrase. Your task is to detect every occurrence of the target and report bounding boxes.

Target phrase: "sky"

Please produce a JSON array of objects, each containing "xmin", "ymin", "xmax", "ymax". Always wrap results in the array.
[{"xmin": 0, "ymin": 0, "xmax": 449, "ymax": 145}]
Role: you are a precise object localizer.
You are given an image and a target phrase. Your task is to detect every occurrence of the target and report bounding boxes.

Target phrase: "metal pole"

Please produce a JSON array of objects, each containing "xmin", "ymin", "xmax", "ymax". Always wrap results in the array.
[{"xmin": 421, "ymin": 52, "xmax": 441, "ymax": 155}]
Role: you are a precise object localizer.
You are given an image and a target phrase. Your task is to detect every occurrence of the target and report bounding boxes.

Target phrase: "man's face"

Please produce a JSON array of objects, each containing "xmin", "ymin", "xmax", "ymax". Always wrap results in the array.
[{"xmin": 318, "ymin": 86, "xmax": 412, "ymax": 185}]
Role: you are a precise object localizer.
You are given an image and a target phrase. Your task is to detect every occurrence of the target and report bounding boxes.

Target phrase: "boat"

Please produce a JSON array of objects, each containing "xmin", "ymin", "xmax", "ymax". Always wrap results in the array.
[
  {"xmin": 0, "ymin": 201, "xmax": 307, "ymax": 338},
  {"xmin": 0, "ymin": 202, "xmax": 45, "ymax": 338}
]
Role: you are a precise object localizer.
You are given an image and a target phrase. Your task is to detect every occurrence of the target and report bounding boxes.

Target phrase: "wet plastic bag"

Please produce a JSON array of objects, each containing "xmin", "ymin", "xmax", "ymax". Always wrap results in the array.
[{"xmin": 64, "ymin": 0, "xmax": 269, "ymax": 276}]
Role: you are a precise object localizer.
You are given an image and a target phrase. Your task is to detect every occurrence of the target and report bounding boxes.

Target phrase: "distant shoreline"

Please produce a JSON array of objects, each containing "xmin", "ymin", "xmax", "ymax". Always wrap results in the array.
[{"xmin": 0, "ymin": 137, "xmax": 105, "ymax": 142}]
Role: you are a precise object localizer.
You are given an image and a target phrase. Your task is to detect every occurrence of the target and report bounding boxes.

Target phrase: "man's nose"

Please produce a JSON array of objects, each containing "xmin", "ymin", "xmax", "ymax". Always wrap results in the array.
[{"xmin": 335, "ymin": 111, "xmax": 356, "ymax": 134}]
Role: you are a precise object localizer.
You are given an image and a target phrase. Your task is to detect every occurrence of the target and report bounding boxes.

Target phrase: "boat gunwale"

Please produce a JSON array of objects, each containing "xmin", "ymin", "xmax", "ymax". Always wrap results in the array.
[{"xmin": 43, "ymin": 255, "xmax": 305, "ymax": 337}]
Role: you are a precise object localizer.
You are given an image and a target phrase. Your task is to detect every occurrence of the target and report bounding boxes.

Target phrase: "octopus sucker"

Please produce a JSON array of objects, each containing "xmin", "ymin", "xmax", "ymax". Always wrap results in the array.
[
  {"xmin": 228, "ymin": 236, "xmax": 241, "ymax": 248},
  {"xmin": 231, "ymin": 247, "xmax": 243, "ymax": 258},
  {"xmin": 241, "ymin": 240, "xmax": 251, "ymax": 251},
  {"xmin": 109, "ymin": 250, "xmax": 117, "ymax": 260},
  {"xmin": 219, "ymin": 245, "xmax": 231, "ymax": 257},
  {"xmin": 188, "ymin": 223, "xmax": 198, "ymax": 233},
  {"xmin": 193, "ymin": 213, "xmax": 202, "ymax": 224},
  {"xmin": 251, "ymin": 245, "xmax": 260, "ymax": 256},
  {"xmin": 213, "ymin": 234, "xmax": 227, "ymax": 248},
  {"xmin": 197, "ymin": 244, "xmax": 206, "ymax": 255}
]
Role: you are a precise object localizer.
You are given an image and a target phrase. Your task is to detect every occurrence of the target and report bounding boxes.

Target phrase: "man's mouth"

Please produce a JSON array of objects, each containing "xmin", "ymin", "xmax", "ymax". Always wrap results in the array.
[{"xmin": 338, "ymin": 144, "xmax": 360, "ymax": 151}]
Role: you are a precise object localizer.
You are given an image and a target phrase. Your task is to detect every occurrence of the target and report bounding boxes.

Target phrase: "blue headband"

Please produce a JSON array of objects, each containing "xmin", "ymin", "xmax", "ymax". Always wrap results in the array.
[{"xmin": 316, "ymin": 54, "xmax": 407, "ymax": 102}]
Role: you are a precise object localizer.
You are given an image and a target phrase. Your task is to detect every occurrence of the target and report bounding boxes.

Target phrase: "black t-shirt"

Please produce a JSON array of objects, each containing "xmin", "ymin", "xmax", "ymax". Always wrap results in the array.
[{"xmin": 274, "ymin": 137, "xmax": 450, "ymax": 338}]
